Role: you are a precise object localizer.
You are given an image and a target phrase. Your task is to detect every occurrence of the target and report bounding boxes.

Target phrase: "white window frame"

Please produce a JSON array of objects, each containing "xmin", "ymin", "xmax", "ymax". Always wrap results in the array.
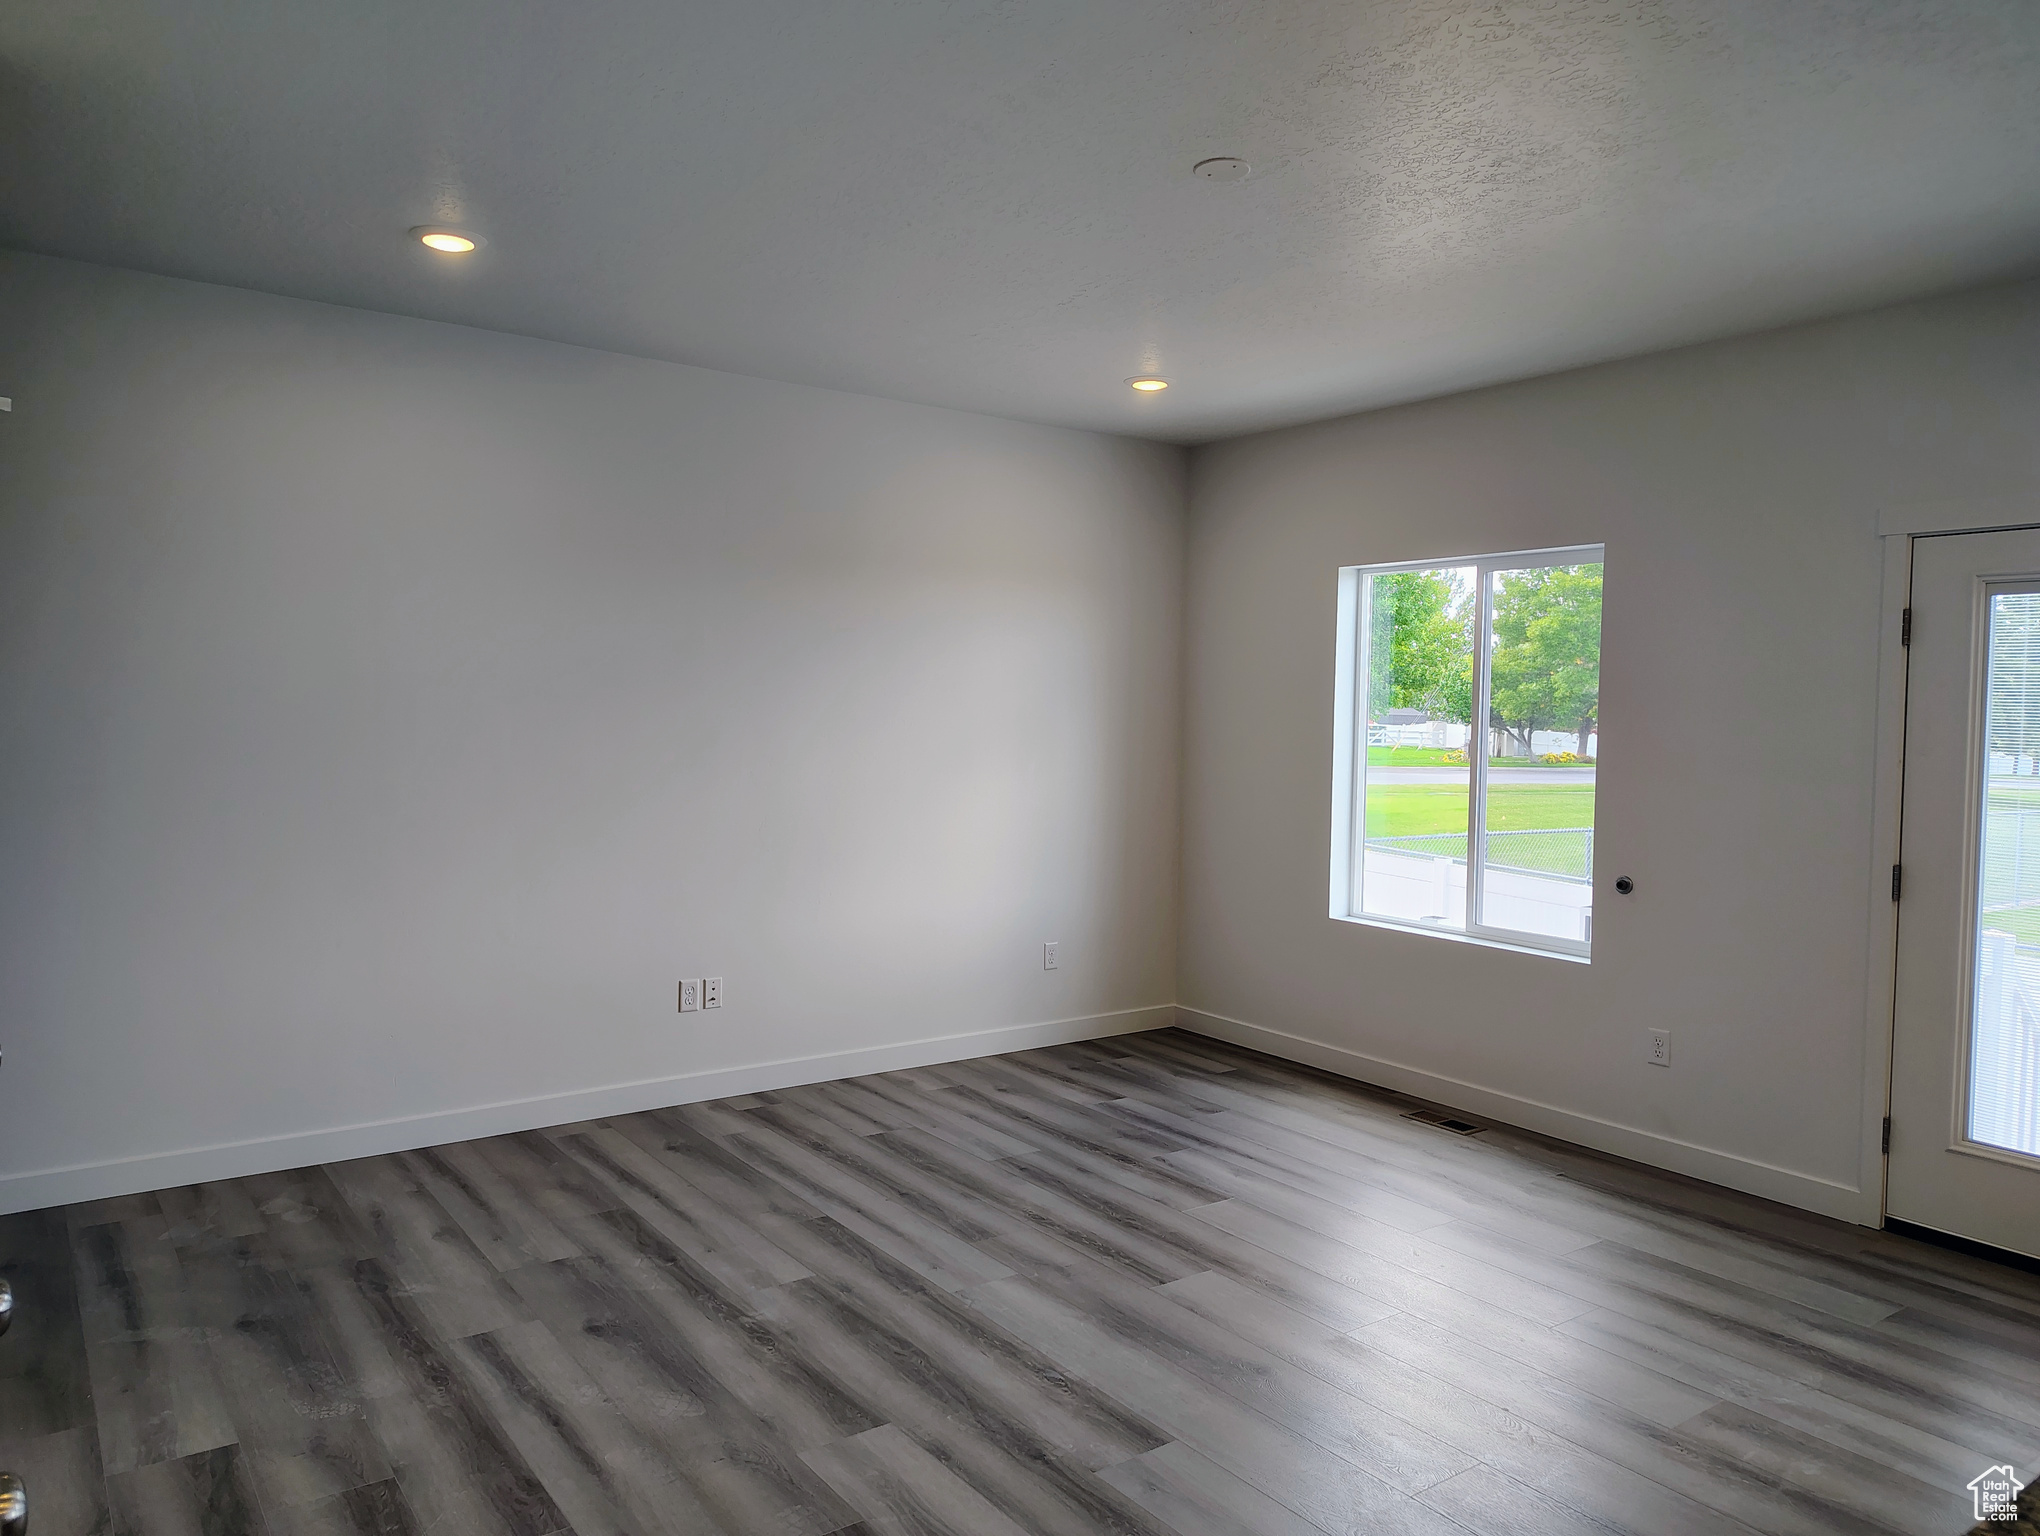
[
  {"xmin": 1329, "ymin": 542, "xmax": 1604, "ymax": 962},
  {"xmin": 1956, "ymin": 576, "xmax": 2040, "ymax": 1165}
]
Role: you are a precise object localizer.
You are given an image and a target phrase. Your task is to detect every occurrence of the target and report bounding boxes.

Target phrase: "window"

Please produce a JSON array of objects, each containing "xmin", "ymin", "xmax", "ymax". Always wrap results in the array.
[
  {"xmin": 1330, "ymin": 545, "xmax": 1604, "ymax": 960},
  {"xmin": 1972, "ymin": 586, "xmax": 2040, "ymax": 1156}
]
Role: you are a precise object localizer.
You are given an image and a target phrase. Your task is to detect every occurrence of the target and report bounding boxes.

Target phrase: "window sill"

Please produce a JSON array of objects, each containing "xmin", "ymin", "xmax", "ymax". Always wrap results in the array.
[{"xmin": 1332, "ymin": 911, "xmax": 1592, "ymax": 964}]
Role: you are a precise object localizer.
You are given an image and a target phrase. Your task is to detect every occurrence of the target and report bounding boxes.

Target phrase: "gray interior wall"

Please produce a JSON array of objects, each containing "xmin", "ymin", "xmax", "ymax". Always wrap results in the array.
[
  {"xmin": 0, "ymin": 252, "xmax": 1186, "ymax": 1211},
  {"xmin": 12, "ymin": 247, "xmax": 2040, "ymax": 1228},
  {"xmin": 1178, "ymin": 279, "xmax": 2040, "ymax": 1222}
]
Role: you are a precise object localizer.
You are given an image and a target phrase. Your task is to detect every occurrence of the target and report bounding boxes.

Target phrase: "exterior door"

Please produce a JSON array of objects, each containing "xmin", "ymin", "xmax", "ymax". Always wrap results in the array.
[{"xmin": 1889, "ymin": 527, "xmax": 2040, "ymax": 1258}]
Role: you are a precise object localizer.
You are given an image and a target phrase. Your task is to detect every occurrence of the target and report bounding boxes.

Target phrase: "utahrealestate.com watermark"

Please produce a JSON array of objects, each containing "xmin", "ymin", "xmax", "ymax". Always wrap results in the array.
[{"xmin": 1969, "ymin": 1464, "xmax": 2025, "ymax": 1523}]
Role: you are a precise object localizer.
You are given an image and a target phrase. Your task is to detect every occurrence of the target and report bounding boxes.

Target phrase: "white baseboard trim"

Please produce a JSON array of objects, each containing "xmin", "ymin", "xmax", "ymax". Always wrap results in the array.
[
  {"xmin": 1175, "ymin": 1006, "xmax": 1876, "ymax": 1226},
  {"xmin": 0, "ymin": 1004, "xmax": 1175, "ymax": 1216}
]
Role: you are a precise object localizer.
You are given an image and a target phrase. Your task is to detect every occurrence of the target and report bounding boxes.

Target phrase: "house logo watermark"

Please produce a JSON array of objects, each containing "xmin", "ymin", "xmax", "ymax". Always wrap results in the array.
[{"xmin": 1969, "ymin": 1464, "xmax": 2024, "ymax": 1523}]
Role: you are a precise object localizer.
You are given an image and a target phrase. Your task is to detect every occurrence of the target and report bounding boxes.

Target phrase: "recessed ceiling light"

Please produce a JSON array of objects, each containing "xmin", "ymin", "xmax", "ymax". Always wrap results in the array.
[
  {"xmin": 1192, "ymin": 157, "xmax": 1250, "ymax": 182},
  {"xmin": 1127, "ymin": 377, "xmax": 1170, "ymax": 392},
  {"xmin": 410, "ymin": 226, "xmax": 483, "ymax": 254}
]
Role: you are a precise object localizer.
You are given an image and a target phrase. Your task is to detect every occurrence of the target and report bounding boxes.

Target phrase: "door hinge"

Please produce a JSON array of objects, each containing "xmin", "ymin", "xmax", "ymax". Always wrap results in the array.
[
  {"xmin": 1900, "ymin": 607, "xmax": 1911, "ymax": 648},
  {"xmin": 1881, "ymin": 1116, "xmax": 1891, "ymax": 1155},
  {"xmin": 1891, "ymin": 864, "xmax": 1902, "ymax": 901}
]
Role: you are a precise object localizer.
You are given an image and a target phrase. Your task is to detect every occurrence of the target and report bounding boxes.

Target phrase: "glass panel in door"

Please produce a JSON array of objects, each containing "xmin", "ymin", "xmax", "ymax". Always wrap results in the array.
[{"xmin": 1971, "ymin": 589, "xmax": 2040, "ymax": 1157}]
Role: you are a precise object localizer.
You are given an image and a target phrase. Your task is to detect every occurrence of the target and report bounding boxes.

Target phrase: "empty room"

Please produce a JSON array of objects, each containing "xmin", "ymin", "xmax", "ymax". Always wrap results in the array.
[{"xmin": 2, "ymin": 1, "xmax": 2039, "ymax": 1532}]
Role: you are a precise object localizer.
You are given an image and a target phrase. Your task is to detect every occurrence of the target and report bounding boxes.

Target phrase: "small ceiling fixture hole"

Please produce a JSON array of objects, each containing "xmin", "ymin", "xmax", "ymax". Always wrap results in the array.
[{"xmin": 1192, "ymin": 157, "xmax": 1250, "ymax": 182}]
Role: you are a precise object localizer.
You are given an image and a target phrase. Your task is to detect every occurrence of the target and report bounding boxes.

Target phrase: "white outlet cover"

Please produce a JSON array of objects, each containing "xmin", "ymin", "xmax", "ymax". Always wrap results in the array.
[
  {"xmin": 1044, "ymin": 942, "xmax": 1059, "ymax": 970},
  {"xmin": 679, "ymin": 978, "xmax": 701, "ymax": 1013},
  {"xmin": 703, "ymin": 976, "xmax": 722, "ymax": 1008},
  {"xmin": 1647, "ymin": 1029, "xmax": 1671, "ymax": 1066}
]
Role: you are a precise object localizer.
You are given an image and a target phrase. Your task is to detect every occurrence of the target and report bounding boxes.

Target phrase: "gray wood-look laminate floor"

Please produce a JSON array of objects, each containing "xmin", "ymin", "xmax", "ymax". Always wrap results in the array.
[{"xmin": 2, "ymin": 1028, "xmax": 2035, "ymax": 1536}]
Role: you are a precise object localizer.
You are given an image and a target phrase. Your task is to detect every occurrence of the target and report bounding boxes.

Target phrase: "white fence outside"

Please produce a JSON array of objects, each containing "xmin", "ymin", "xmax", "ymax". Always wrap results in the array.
[
  {"xmin": 1367, "ymin": 721, "xmax": 1598, "ymax": 757},
  {"xmin": 1974, "ymin": 929, "xmax": 2040, "ymax": 1157},
  {"xmin": 1369, "ymin": 721, "xmax": 1470, "ymax": 748}
]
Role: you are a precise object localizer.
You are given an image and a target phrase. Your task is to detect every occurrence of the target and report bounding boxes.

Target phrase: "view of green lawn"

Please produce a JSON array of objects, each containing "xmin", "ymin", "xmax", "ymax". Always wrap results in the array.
[
  {"xmin": 1364, "ymin": 746, "xmax": 1595, "ymax": 768},
  {"xmin": 1365, "ymin": 746, "xmax": 1462, "ymax": 766},
  {"xmin": 1981, "ymin": 905, "xmax": 2040, "ymax": 949},
  {"xmin": 1359, "ymin": 565, "xmax": 1603, "ymax": 895},
  {"xmin": 1365, "ymin": 782, "xmax": 1596, "ymax": 838}
]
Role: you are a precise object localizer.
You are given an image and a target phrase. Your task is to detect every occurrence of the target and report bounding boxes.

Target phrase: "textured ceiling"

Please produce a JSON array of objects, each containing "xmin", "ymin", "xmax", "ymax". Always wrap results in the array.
[{"xmin": 4, "ymin": 1, "xmax": 2039, "ymax": 441}]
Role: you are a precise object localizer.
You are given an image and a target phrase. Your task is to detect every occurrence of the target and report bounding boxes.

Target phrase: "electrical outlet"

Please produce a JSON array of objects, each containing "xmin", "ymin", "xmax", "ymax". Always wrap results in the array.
[
  {"xmin": 1648, "ymin": 1028, "xmax": 1671, "ymax": 1067},
  {"xmin": 703, "ymin": 976, "xmax": 722, "ymax": 1009},
  {"xmin": 678, "ymin": 978, "xmax": 701, "ymax": 1013},
  {"xmin": 1044, "ymin": 941, "xmax": 1059, "ymax": 971}
]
